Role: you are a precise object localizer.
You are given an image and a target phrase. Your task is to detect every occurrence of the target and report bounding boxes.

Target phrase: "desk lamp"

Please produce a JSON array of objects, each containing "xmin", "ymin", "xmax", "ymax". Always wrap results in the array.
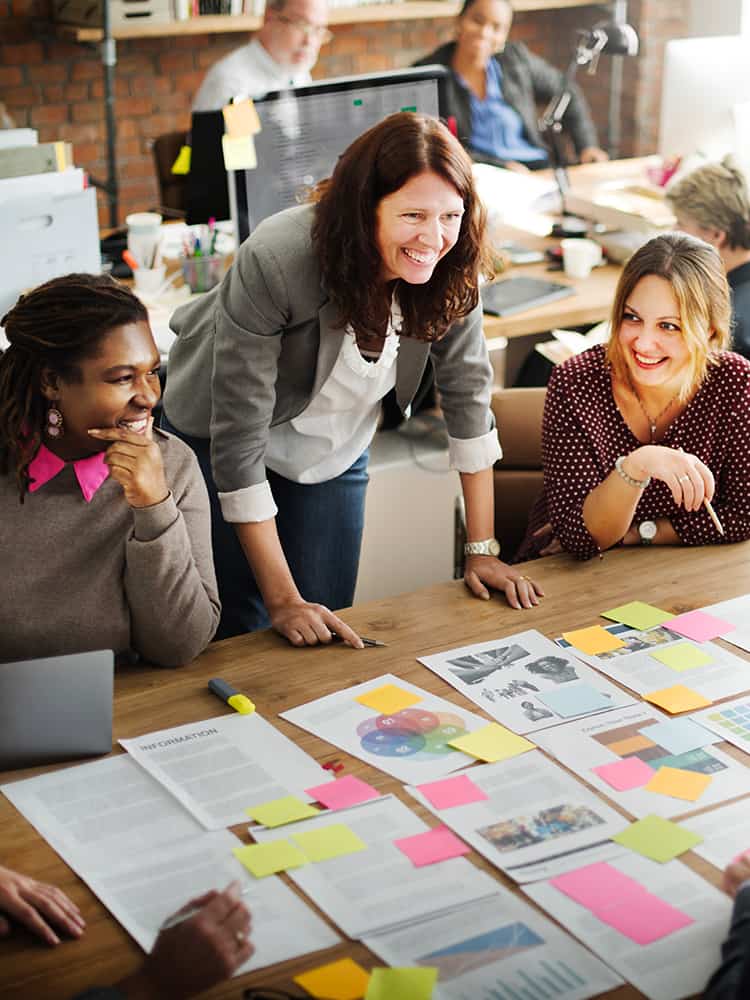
[{"xmin": 540, "ymin": 21, "xmax": 639, "ymax": 237}]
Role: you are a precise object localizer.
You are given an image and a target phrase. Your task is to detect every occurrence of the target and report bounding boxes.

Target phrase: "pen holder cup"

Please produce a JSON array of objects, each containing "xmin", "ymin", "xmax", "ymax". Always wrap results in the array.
[{"xmin": 181, "ymin": 254, "xmax": 227, "ymax": 294}]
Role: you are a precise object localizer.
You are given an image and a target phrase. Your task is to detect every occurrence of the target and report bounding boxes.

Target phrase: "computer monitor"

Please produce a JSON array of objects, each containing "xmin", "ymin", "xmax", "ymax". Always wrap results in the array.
[
  {"xmin": 186, "ymin": 66, "xmax": 448, "ymax": 242},
  {"xmin": 659, "ymin": 36, "xmax": 750, "ymax": 160}
]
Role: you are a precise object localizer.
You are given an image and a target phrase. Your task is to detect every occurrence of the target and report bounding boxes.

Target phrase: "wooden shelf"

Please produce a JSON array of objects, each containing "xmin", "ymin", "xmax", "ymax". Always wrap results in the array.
[{"xmin": 55, "ymin": 0, "xmax": 598, "ymax": 41}]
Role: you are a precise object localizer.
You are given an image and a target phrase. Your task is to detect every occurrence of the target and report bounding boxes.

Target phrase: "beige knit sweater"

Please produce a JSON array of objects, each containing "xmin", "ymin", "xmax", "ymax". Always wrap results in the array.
[{"xmin": 0, "ymin": 429, "xmax": 220, "ymax": 667}]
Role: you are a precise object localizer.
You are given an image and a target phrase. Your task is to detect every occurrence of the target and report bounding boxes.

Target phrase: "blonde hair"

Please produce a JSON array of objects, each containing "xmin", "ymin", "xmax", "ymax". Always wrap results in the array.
[
  {"xmin": 606, "ymin": 232, "xmax": 731, "ymax": 400},
  {"xmin": 666, "ymin": 156, "xmax": 750, "ymax": 250}
]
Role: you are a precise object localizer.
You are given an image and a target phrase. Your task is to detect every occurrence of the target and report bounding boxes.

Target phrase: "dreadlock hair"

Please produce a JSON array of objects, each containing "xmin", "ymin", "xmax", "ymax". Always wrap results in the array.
[{"xmin": 0, "ymin": 272, "xmax": 148, "ymax": 500}]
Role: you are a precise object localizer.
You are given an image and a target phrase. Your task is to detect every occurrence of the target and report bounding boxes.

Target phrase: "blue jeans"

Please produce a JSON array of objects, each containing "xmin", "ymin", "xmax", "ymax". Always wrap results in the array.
[{"xmin": 161, "ymin": 414, "xmax": 369, "ymax": 640}]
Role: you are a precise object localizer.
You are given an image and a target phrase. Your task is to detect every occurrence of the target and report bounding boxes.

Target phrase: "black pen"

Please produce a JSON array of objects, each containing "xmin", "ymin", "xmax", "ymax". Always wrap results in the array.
[{"xmin": 331, "ymin": 633, "xmax": 387, "ymax": 647}]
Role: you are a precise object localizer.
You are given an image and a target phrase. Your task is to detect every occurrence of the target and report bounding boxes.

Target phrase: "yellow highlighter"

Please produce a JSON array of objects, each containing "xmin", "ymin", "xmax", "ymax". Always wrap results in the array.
[{"xmin": 208, "ymin": 677, "xmax": 255, "ymax": 715}]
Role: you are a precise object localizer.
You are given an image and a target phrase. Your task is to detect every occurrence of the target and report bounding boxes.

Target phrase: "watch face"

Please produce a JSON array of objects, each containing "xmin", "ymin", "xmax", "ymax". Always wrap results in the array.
[
  {"xmin": 639, "ymin": 520, "xmax": 657, "ymax": 541},
  {"xmin": 488, "ymin": 538, "xmax": 500, "ymax": 556}
]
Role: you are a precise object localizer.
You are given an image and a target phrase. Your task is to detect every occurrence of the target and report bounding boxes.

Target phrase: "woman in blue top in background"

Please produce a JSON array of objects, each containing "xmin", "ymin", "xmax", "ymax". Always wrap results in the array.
[{"xmin": 415, "ymin": 0, "xmax": 607, "ymax": 171}]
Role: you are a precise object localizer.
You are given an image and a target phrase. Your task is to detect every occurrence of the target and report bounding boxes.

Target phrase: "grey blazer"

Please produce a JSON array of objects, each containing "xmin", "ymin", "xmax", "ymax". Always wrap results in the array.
[{"xmin": 163, "ymin": 203, "xmax": 496, "ymax": 495}]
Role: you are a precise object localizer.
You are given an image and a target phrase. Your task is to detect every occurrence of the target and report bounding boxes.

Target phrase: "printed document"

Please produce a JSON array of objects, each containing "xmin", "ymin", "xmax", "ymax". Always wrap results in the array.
[
  {"xmin": 700, "ymin": 594, "xmax": 750, "ymax": 654},
  {"xmin": 683, "ymin": 797, "xmax": 750, "ymax": 872},
  {"xmin": 120, "ymin": 713, "xmax": 331, "ymax": 829}
]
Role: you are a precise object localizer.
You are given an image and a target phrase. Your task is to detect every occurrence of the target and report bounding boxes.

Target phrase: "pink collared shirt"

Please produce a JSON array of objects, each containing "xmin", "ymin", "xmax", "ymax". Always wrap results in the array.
[{"xmin": 28, "ymin": 442, "xmax": 109, "ymax": 503}]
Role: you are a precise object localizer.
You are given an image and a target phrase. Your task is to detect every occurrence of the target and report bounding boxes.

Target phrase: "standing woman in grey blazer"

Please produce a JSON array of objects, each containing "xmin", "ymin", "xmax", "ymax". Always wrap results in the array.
[{"xmin": 162, "ymin": 111, "xmax": 544, "ymax": 645}]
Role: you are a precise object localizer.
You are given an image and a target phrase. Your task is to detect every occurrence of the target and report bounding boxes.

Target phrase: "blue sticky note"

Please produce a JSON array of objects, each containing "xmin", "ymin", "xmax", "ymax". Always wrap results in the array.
[
  {"xmin": 536, "ymin": 682, "xmax": 614, "ymax": 718},
  {"xmin": 640, "ymin": 718, "xmax": 714, "ymax": 756}
]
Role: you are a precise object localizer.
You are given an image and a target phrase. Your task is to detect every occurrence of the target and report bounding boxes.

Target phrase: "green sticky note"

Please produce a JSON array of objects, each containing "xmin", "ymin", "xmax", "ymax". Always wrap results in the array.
[
  {"xmin": 232, "ymin": 840, "xmax": 307, "ymax": 878},
  {"xmin": 293, "ymin": 823, "xmax": 367, "ymax": 863},
  {"xmin": 650, "ymin": 642, "xmax": 714, "ymax": 672},
  {"xmin": 245, "ymin": 795, "xmax": 320, "ymax": 827},
  {"xmin": 612, "ymin": 814, "xmax": 703, "ymax": 863},
  {"xmin": 448, "ymin": 723, "xmax": 535, "ymax": 762},
  {"xmin": 365, "ymin": 967, "xmax": 438, "ymax": 1000},
  {"xmin": 601, "ymin": 601, "xmax": 672, "ymax": 630}
]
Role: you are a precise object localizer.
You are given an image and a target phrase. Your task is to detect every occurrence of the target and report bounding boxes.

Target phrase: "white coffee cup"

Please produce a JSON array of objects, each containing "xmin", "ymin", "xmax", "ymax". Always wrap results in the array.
[
  {"xmin": 126, "ymin": 212, "xmax": 162, "ymax": 268},
  {"xmin": 133, "ymin": 264, "xmax": 167, "ymax": 300},
  {"xmin": 560, "ymin": 238, "xmax": 602, "ymax": 279}
]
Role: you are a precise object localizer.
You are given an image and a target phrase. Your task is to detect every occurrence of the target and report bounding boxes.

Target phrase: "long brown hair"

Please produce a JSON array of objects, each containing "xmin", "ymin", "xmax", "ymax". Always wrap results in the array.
[
  {"xmin": 311, "ymin": 111, "xmax": 492, "ymax": 342},
  {"xmin": 0, "ymin": 273, "xmax": 148, "ymax": 499},
  {"xmin": 606, "ymin": 232, "xmax": 731, "ymax": 400}
]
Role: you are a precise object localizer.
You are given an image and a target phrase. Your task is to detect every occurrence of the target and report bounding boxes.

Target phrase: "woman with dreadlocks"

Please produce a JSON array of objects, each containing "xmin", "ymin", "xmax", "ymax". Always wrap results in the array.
[{"xmin": 0, "ymin": 273, "xmax": 219, "ymax": 666}]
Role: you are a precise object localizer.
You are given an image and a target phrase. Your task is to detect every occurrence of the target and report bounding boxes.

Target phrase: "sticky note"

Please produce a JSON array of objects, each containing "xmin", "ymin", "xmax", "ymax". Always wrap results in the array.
[
  {"xmin": 562, "ymin": 626, "xmax": 626, "ymax": 654},
  {"xmin": 448, "ymin": 723, "xmax": 535, "ymax": 762},
  {"xmin": 593, "ymin": 757, "xmax": 655, "ymax": 791},
  {"xmin": 294, "ymin": 957, "xmax": 371, "ymax": 1000},
  {"xmin": 232, "ymin": 840, "xmax": 307, "ymax": 878},
  {"xmin": 650, "ymin": 642, "xmax": 714, "ymax": 672},
  {"xmin": 597, "ymin": 892, "xmax": 694, "ymax": 944},
  {"xmin": 612, "ymin": 815, "xmax": 703, "ymax": 863},
  {"xmin": 293, "ymin": 824, "xmax": 367, "ymax": 863},
  {"xmin": 639, "ymin": 718, "xmax": 714, "ymax": 755},
  {"xmin": 645, "ymin": 765, "xmax": 712, "ymax": 802},
  {"xmin": 171, "ymin": 144, "xmax": 191, "ymax": 175},
  {"xmin": 394, "ymin": 825, "xmax": 470, "ymax": 867},
  {"xmin": 355, "ymin": 684, "xmax": 422, "ymax": 715},
  {"xmin": 550, "ymin": 862, "xmax": 645, "ymax": 911},
  {"xmin": 305, "ymin": 775, "xmax": 381, "ymax": 811},
  {"xmin": 607, "ymin": 734, "xmax": 657, "ymax": 755},
  {"xmin": 602, "ymin": 601, "xmax": 673, "ymax": 630},
  {"xmin": 221, "ymin": 133, "xmax": 257, "ymax": 171},
  {"xmin": 664, "ymin": 610, "xmax": 736, "ymax": 643},
  {"xmin": 644, "ymin": 684, "xmax": 712, "ymax": 714},
  {"xmin": 222, "ymin": 97, "xmax": 261, "ymax": 136},
  {"xmin": 365, "ymin": 967, "xmax": 438, "ymax": 1000},
  {"xmin": 245, "ymin": 795, "xmax": 320, "ymax": 827},
  {"xmin": 537, "ymin": 682, "xmax": 614, "ymax": 718},
  {"xmin": 417, "ymin": 774, "xmax": 489, "ymax": 810}
]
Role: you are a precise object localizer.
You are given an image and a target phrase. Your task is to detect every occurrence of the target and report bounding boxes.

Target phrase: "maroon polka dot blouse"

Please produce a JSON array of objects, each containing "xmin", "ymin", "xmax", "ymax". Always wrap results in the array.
[{"xmin": 515, "ymin": 344, "xmax": 750, "ymax": 562}]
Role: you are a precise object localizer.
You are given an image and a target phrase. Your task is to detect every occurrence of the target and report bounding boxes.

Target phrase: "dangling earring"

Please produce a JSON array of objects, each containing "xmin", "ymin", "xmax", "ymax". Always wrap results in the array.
[{"xmin": 46, "ymin": 405, "xmax": 64, "ymax": 438}]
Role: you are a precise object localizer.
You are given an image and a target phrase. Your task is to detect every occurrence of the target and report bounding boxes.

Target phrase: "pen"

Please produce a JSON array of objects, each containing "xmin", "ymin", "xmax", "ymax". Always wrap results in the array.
[
  {"xmin": 704, "ymin": 498, "xmax": 725, "ymax": 536},
  {"xmin": 160, "ymin": 885, "xmax": 253, "ymax": 932},
  {"xmin": 331, "ymin": 633, "xmax": 387, "ymax": 647},
  {"xmin": 208, "ymin": 677, "xmax": 255, "ymax": 714}
]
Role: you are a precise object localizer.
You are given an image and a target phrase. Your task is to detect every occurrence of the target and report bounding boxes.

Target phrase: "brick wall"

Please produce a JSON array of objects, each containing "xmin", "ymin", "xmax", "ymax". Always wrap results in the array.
[{"xmin": 1, "ymin": 0, "xmax": 689, "ymax": 224}]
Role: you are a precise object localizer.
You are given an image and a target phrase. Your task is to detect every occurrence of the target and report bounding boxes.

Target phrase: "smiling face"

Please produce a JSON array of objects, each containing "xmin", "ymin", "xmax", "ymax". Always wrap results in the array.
[
  {"xmin": 374, "ymin": 171, "xmax": 465, "ymax": 285},
  {"xmin": 616, "ymin": 274, "xmax": 692, "ymax": 394},
  {"xmin": 456, "ymin": 0, "xmax": 513, "ymax": 66},
  {"xmin": 41, "ymin": 320, "xmax": 161, "ymax": 461}
]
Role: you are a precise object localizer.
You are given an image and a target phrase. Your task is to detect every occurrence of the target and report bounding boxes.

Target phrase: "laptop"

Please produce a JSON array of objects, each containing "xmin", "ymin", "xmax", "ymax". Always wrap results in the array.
[
  {"xmin": 481, "ymin": 275, "xmax": 575, "ymax": 317},
  {"xmin": 0, "ymin": 650, "xmax": 114, "ymax": 770}
]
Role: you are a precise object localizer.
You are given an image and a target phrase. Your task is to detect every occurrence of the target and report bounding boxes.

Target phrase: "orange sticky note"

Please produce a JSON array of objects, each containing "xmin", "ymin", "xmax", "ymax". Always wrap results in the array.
[
  {"xmin": 645, "ymin": 766, "xmax": 712, "ymax": 802},
  {"xmin": 294, "ymin": 957, "xmax": 371, "ymax": 999},
  {"xmin": 355, "ymin": 684, "xmax": 422, "ymax": 715},
  {"xmin": 562, "ymin": 626, "xmax": 626, "ymax": 655},
  {"xmin": 643, "ymin": 684, "xmax": 712, "ymax": 714},
  {"xmin": 222, "ymin": 97, "xmax": 261, "ymax": 136}
]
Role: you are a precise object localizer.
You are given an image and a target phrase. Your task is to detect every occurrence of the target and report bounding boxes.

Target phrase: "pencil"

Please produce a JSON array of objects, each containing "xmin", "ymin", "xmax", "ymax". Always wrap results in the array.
[{"xmin": 704, "ymin": 498, "xmax": 725, "ymax": 536}]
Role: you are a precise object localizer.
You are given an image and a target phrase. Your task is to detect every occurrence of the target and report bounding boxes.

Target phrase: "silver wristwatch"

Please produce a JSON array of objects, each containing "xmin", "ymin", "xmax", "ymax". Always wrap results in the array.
[
  {"xmin": 638, "ymin": 520, "xmax": 657, "ymax": 545},
  {"xmin": 464, "ymin": 537, "xmax": 501, "ymax": 557}
]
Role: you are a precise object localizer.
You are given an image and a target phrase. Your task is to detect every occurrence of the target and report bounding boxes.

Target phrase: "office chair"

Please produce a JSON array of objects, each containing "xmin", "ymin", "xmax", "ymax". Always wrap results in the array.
[
  {"xmin": 490, "ymin": 386, "xmax": 546, "ymax": 560},
  {"xmin": 151, "ymin": 131, "xmax": 189, "ymax": 219}
]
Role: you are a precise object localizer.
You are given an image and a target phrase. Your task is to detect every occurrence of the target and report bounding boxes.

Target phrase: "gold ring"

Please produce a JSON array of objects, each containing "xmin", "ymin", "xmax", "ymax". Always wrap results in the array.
[
  {"xmin": 518, "ymin": 575, "xmax": 528, "ymax": 582},
  {"xmin": 235, "ymin": 930, "xmax": 246, "ymax": 945},
  {"xmin": 679, "ymin": 474, "xmax": 690, "ymax": 483}
]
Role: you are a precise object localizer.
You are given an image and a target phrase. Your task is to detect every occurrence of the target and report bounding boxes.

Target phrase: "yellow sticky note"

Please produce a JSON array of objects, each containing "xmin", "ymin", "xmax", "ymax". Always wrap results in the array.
[
  {"xmin": 650, "ymin": 643, "xmax": 714, "ymax": 672},
  {"xmin": 643, "ymin": 684, "xmax": 712, "ymax": 714},
  {"xmin": 221, "ymin": 133, "xmax": 257, "ymax": 171},
  {"xmin": 294, "ymin": 957, "xmax": 371, "ymax": 1000},
  {"xmin": 293, "ymin": 823, "xmax": 367, "ymax": 863},
  {"xmin": 232, "ymin": 840, "xmax": 307, "ymax": 878},
  {"xmin": 562, "ymin": 626, "xmax": 626, "ymax": 655},
  {"xmin": 448, "ymin": 723, "xmax": 535, "ymax": 762},
  {"xmin": 222, "ymin": 97, "xmax": 261, "ymax": 136},
  {"xmin": 171, "ymin": 144, "xmax": 191, "ymax": 175},
  {"xmin": 645, "ymin": 766, "xmax": 712, "ymax": 802},
  {"xmin": 365, "ymin": 967, "xmax": 438, "ymax": 1000},
  {"xmin": 602, "ymin": 601, "xmax": 672, "ymax": 630},
  {"xmin": 355, "ymin": 683, "xmax": 422, "ymax": 715},
  {"xmin": 245, "ymin": 795, "xmax": 320, "ymax": 827}
]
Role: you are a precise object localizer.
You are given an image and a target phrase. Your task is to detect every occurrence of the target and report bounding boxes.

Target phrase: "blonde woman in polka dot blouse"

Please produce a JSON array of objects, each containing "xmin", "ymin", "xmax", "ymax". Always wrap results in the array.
[{"xmin": 517, "ymin": 232, "xmax": 750, "ymax": 562}]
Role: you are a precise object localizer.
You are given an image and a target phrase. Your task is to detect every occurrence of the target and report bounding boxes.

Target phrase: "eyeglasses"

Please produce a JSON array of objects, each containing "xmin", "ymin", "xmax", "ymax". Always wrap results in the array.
[{"xmin": 274, "ymin": 12, "xmax": 333, "ymax": 43}]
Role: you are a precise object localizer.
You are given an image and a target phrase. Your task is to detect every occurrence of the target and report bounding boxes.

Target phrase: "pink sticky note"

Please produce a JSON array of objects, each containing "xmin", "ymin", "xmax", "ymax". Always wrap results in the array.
[
  {"xmin": 598, "ymin": 892, "xmax": 694, "ymax": 944},
  {"xmin": 593, "ymin": 757, "xmax": 655, "ymax": 791},
  {"xmin": 394, "ymin": 826, "xmax": 471, "ymax": 867},
  {"xmin": 550, "ymin": 862, "xmax": 645, "ymax": 912},
  {"xmin": 417, "ymin": 774, "xmax": 489, "ymax": 810},
  {"xmin": 664, "ymin": 610, "xmax": 736, "ymax": 643},
  {"xmin": 305, "ymin": 775, "xmax": 381, "ymax": 811}
]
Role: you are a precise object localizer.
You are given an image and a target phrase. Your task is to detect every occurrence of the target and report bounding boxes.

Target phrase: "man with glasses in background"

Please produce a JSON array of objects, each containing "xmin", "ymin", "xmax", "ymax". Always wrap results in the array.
[{"xmin": 192, "ymin": 0, "xmax": 331, "ymax": 112}]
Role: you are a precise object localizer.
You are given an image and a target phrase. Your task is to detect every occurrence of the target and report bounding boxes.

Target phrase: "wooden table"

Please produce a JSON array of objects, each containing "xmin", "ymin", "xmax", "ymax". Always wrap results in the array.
[{"xmin": 3, "ymin": 542, "xmax": 749, "ymax": 999}]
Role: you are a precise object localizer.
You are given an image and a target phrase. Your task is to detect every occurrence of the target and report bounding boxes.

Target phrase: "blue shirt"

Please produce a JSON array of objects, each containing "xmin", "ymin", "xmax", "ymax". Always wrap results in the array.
[{"xmin": 460, "ymin": 58, "xmax": 547, "ymax": 164}]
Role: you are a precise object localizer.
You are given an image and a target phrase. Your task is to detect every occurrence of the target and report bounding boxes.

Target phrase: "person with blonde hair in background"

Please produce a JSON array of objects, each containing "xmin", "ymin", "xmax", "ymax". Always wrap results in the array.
[{"xmin": 667, "ymin": 157, "xmax": 750, "ymax": 359}]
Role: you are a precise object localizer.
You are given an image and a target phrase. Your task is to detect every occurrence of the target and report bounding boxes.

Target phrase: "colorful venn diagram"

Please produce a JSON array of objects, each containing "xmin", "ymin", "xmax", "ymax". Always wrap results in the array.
[{"xmin": 356, "ymin": 708, "xmax": 467, "ymax": 758}]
